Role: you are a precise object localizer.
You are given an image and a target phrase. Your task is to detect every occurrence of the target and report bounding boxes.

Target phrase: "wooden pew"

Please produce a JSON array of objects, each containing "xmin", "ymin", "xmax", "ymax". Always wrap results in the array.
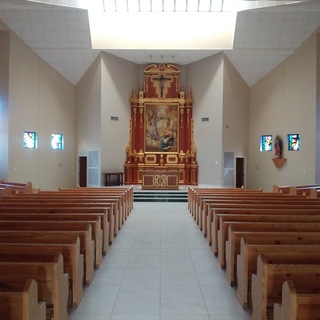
[
  {"xmin": 0, "ymin": 239, "xmax": 83, "ymax": 308},
  {"xmin": 251, "ymin": 255, "xmax": 320, "ymax": 320},
  {"xmin": 0, "ymin": 180, "xmax": 33, "ymax": 193},
  {"xmin": 210, "ymin": 206, "xmax": 320, "ymax": 254},
  {"xmin": 187, "ymin": 186, "xmax": 246, "ymax": 214},
  {"xmin": 193, "ymin": 190, "xmax": 267, "ymax": 227},
  {"xmin": 2, "ymin": 194, "xmax": 122, "ymax": 234},
  {"xmin": 272, "ymin": 185, "xmax": 292, "ymax": 194},
  {"xmin": 0, "ymin": 201, "xmax": 116, "ymax": 246},
  {"xmin": 290, "ymin": 185, "xmax": 320, "ymax": 198},
  {"xmin": 210, "ymin": 207, "xmax": 320, "ymax": 249},
  {"xmin": 225, "ymin": 228, "xmax": 320, "ymax": 286},
  {"xmin": 0, "ymin": 213, "xmax": 104, "ymax": 260},
  {"xmin": 0, "ymin": 278, "xmax": 46, "ymax": 320},
  {"xmin": 0, "ymin": 229, "xmax": 94, "ymax": 285},
  {"xmin": 217, "ymin": 218, "xmax": 320, "ymax": 268},
  {"xmin": 58, "ymin": 186, "xmax": 134, "ymax": 218},
  {"xmin": 197, "ymin": 192, "xmax": 294, "ymax": 233},
  {"xmin": 274, "ymin": 280, "xmax": 320, "ymax": 320},
  {"xmin": 236, "ymin": 239, "xmax": 320, "ymax": 308},
  {"xmin": 0, "ymin": 252, "xmax": 69, "ymax": 320},
  {"xmin": 0, "ymin": 220, "xmax": 101, "ymax": 268},
  {"xmin": 0, "ymin": 207, "xmax": 111, "ymax": 254},
  {"xmin": 0, "ymin": 185, "xmax": 13, "ymax": 195},
  {"xmin": 34, "ymin": 191, "xmax": 128, "ymax": 226},
  {"xmin": 204, "ymin": 197, "xmax": 320, "ymax": 241}
]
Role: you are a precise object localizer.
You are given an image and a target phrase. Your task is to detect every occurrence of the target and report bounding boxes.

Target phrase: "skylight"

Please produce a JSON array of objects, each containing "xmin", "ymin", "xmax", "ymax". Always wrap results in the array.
[{"xmin": 28, "ymin": 0, "xmax": 309, "ymax": 12}]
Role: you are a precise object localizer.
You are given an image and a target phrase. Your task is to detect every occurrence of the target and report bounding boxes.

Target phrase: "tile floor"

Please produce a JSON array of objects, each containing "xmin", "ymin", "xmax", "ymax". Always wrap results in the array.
[{"xmin": 70, "ymin": 201, "xmax": 251, "ymax": 320}]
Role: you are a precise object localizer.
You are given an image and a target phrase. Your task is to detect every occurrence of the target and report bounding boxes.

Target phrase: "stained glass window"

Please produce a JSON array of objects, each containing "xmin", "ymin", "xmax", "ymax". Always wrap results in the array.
[
  {"xmin": 288, "ymin": 134, "xmax": 300, "ymax": 151},
  {"xmin": 51, "ymin": 133, "xmax": 64, "ymax": 150},
  {"xmin": 260, "ymin": 135, "xmax": 272, "ymax": 151},
  {"xmin": 23, "ymin": 131, "xmax": 37, "ymax": 149}
]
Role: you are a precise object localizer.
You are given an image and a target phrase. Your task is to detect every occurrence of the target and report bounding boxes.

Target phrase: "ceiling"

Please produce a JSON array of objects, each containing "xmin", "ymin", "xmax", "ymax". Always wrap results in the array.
[{"xmin": 0, "ymin": 0, "xmax": 320, "ymax": 87}]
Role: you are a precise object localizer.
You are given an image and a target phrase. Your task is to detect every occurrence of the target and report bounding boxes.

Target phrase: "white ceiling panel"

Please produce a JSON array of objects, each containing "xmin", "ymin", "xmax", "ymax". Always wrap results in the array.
[{"xmin": 0, "ymin": 0, "xmax": 319, "ymax": 86}]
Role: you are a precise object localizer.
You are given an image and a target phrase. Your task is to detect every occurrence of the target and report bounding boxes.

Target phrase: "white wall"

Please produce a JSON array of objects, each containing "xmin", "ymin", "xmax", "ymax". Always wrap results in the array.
[
  {"xmin": 186, "ymin": 54, "xmax": 224, "ymax": 185},
  {"xmin": 7, "ymin": 28, "xmax": 75, "ymax": 190},
  {"xmin": 249, "ymin": 31, "xmax": 317, "ymax": 191},
  {"xmin": 76, "ymin": 55, "xmax": 102, "ymax": 155},
  {"xmin": 100, "ymin": 53, "xmax": 139, "ymax": 177},
  {"xmin": 0, "ymin": 30, "xmax": 9, "ymax": 180},
  {"xmin": 223, "ymin": 56, "xmax": 250, "ymax": 187}
]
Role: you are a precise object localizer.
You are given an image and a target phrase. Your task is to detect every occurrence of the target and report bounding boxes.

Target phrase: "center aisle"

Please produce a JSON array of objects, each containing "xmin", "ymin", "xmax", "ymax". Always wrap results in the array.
[{"xmin": 70, "ymin": 202, "xmax": 250, "ymax": 320}]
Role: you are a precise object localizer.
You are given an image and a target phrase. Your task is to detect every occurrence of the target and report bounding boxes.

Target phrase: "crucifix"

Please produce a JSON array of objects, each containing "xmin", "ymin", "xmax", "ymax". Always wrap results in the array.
[{"xmin": 153, "ymin": 74, "xmax": 172, "ymax": 98}]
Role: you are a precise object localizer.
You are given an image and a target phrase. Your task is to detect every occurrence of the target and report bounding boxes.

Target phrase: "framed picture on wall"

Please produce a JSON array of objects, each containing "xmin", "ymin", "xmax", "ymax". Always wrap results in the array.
[{"xmin": 144, "ymin": 103, "xmax": 179, "ymax": 153}]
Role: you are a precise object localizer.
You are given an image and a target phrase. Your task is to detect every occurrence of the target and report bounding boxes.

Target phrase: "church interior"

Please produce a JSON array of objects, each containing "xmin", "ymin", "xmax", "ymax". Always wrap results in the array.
[{"xmin": 1, "ymin": 1, "xmax": 320, "ymax": 319}]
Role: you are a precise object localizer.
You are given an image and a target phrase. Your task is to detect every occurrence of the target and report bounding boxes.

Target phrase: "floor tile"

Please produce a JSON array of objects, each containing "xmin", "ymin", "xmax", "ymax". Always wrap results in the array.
[{"xmin": 69, "ymin": 201, "xmax": 250, "ymax": 320}]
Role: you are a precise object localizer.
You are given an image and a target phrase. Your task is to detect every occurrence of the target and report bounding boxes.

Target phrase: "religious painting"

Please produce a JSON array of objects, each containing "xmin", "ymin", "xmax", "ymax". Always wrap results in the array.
[{"xmin": 145, "ymin": 103, "xmax": 179, "ymax": 153}]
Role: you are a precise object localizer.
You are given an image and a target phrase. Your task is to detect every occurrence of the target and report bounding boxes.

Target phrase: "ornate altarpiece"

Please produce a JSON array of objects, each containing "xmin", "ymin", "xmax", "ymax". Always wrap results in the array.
[{"xmin": 124, "ymin": 63, "xmax": 198, "ymax": 187}]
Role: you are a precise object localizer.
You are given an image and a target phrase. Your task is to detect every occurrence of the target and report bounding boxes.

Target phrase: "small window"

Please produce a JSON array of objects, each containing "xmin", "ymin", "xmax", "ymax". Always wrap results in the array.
[
  {"xmin": 51, "ymin": 133, "xmax": 64, "ymax": 150},
  {"xmin": 260, "ymin": 135, "xmax": 272, "ymax": 151},
  {"xmin": 288, "ymin": 133, "xmax": 300, "ymax": 151},
  {"xmin": 23, "ymin": 131, "xmax": 37, "ymax": 149}
]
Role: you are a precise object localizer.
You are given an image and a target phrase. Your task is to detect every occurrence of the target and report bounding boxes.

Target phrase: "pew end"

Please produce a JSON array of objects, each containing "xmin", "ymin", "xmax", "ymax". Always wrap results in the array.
[
  {"xmin": 0, "ymin": 278, "xmax": 46, "ymax": 320},
  {"xmin": 274, "ymin": 280, "xmax": 320, "ymax": 320}
]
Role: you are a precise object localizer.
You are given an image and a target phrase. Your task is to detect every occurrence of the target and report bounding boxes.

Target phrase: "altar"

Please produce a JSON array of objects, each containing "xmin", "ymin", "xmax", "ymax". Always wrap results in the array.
[
  {"xmin": 124, "ymin": 63, "xmax": 198, "ymax": 186},
  {"xmin": 141, "ymin": 170, "xmax": 179, "ymax": 190}
]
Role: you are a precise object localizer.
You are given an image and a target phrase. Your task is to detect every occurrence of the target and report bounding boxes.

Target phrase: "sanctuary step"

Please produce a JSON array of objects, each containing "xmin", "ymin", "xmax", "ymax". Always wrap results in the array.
[{"xmin": 134, "ymin": 190, "xmax": 188, "ymax": 202}]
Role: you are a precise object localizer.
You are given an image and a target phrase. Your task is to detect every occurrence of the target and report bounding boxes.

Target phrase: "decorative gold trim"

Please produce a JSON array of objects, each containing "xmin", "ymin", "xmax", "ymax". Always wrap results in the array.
[
  {"xmin": 145, "ymin": 154, "xmax": 157, "ymax": 164},
  {"xmin": 180, "ymin": 107, "xmax": 184, "ymax": 128},
  {"xmin": 139, "ymin": 107, "xmax": 143, "ymax": 128},
  {"xmin": 166, "ymin": 155, "xmax": 178, "ymax": 164},
  {"xmin": 133, "ymin": 108, "xmax": 137, "ymax": 127}
]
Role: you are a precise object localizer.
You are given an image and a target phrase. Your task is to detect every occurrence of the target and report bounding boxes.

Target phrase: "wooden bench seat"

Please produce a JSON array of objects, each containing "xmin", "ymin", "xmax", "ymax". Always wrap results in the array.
[
  {"xmin": 0, "ymin": 252, "xmax": 69, "ymax": 320},
  {"xmin": 251, "ymin": 255, "xmax": 320, "ymax": 320},
  {"xmin": 210, "ymin": 207, "xmax": 320, "ymax": 250},
  {"xmin": 195, "ymin": 192, "xmax": 279, "ymax": 227},
  {"xmin": 21, "ymin": 193, "xmax": 126, "ymax": 227},
  {"xmin": 0, "ymin": 278, "xmax": 46, "ymax": 320},
  {"xmin": 274, "ymin": 280, "xmax": 320, "ymax": 320},
  {"xmin": 0, "ymin": 213, "xmax": 106, "ymax": 257},
  {"xmin": 203, "ymin": 198, "xmax": 320, "ymax": 240},
  {"xmin": 210, "ymin": 206, "xmax": 320, "ymax": 254},
  {"xmin": 0, "ymin": 207, "xmax": 111, "ymax": 254},
  {"xmin": 272, "ymin": 185, "xmax": 292, "ymax": 194},
  {"xmin": 57, "ymin": 187, "xmax": 134, "ymax": 221},
  {"xmin": 188, "ymin": 187, "xmax": 249, "ymax": 216},
  {"xmin": 0, "ymin": 185, "xmax": 13, "ymax": 195},
  {"xmin": 196, "ymin": 192, "xmax": 294, "ymax": 231},
  {"xmin": 236, "ymin": 239, "xmax": 320, "ymax": 308},
  {"xmin": 0, "ymin": 201, "xmax": 116, "ymax": 245},
  {"xmin": 217, "ymin": 218, "xmax": 320, "ymax": 268},
  {"xmin": 0, "ymin": 180, "xmax": 33, "ymax": 193},
  {"xmin": 0, "ymin": 229, "xmax": 94, "ymax": 285},
  {"xmin": 290, "ymin": 186, "xmax": 320, "ymax": 198},
  {"xmin": 225, "ymin": 229, "xmax": 320, "ymax": 286},
  {"xmin": 0, "ymin": 239, "xmax": 83, "ymax": 308},
  {"xmin": 0, "ymin": 220, "xmax": 101, "ymax": 268}
]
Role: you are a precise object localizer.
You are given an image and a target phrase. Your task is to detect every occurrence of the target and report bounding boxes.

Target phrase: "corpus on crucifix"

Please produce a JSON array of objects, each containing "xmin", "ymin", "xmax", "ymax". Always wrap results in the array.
[{"xmin": 154, "ymin": 74, "xmax": 171, "ymax": 98}]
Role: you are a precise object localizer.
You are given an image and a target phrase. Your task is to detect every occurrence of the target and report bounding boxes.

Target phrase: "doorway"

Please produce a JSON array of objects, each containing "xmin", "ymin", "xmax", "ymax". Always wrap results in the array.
[
  {"xmin": 78, "ymin": 156, "xmax": 87, "ymax": 187},
  {"xmin": 236, "ymin": 157, "xmax": 245, "ymax": 188}
]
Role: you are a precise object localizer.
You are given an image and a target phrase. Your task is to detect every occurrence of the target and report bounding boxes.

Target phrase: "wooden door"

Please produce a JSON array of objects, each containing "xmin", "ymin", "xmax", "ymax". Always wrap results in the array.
[
  {"xmin": 236, "ymin": 157, "xmax": 244, "ymax": 188},
  {"xmin": 79, "ymin": 156, "xmax": 87, "ymax": 187}
]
